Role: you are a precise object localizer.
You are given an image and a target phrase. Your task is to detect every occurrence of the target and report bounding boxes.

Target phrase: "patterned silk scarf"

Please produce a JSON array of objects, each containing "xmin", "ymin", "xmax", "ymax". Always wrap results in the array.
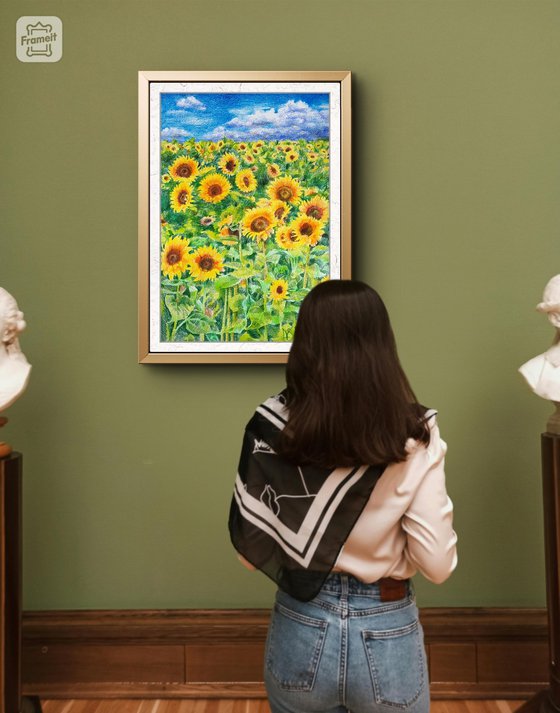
[{"xmin": 228, "ymin": 393, "xmax": 387, "ymax": 601}]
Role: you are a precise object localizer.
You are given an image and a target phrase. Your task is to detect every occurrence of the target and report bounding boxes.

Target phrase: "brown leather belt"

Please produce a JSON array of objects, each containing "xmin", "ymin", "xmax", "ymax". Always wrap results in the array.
[{"xmin": 378, "ymin": 577, "xmax": 408, "ymax": 602}]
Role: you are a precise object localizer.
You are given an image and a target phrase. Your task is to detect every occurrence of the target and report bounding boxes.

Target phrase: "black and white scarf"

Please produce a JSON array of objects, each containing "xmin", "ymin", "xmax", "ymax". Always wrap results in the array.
[{"xmin": 228, "ymin": 392, "xmax": 387, "ymax": 602}]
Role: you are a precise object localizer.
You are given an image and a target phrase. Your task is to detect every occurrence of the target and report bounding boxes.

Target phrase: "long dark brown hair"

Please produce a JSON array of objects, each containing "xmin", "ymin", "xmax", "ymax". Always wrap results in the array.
[{"xmin": 278, "ymin": 280, "xmax": 430, "ymax": 468}]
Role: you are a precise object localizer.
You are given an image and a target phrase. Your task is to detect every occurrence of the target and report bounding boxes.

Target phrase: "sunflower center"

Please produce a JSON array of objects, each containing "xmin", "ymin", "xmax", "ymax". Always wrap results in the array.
[
  {"xmin": 243, "ymin": 176, "xmax": 250, "ymax": 187},
  {"xmin": 251, "ymin": 217, "xmax": 270, "ymax": 232},
  {"xmin": 178, "ymin": 191, "xmax": 189, "ymax": 204},
  {"xmin": 226, "ymin": 160, "xmax": 235, "ymax": 171},
  {"xmin": 274, "ymin": 207, "xmax": 284, "ymax": 219},
  {"xmin": 167, "ymin": 249, "xmax": 181, "ymax": 265},
  {"xmin": 199, "ymin": 256, "xmax": 215, "ymax": 271},
  {"xmin": 276, "ymin": 285, "xmax": 284, "ymax": 294},
  {"xmin": 209, "ymin": 184, "xmax": 223, "ymax": 196},
  {"xmin": 300, "ymin": 222, "xmax": 313, "ymax": 236},
  {"xmin": 278, "ymin": 187, "xmax": 293, "ymax": 201},
  {"xmin": 178, "ymin": 165, "xmax": 192, "ymax": 178},
  {"xmin": 308, "ymin": 207, "xmax": 322, "ymax": 219}
]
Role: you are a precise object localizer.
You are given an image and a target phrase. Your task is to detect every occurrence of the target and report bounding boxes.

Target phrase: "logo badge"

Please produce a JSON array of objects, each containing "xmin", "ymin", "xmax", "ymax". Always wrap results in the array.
[{"xmin": 16, "ymin": 17, "xmax": 63, "ymax": 63}]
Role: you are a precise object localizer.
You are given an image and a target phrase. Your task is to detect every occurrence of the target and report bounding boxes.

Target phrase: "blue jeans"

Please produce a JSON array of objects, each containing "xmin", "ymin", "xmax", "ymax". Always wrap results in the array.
[{"xmin": 264, "ymin": 573, "xmax": 429, "ymax": 713}]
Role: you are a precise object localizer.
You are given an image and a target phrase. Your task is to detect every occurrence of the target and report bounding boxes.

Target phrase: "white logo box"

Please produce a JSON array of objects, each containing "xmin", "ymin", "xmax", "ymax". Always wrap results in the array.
[{"xmin": 16, "ymin": 16, "xmax": 63, "ymax": 63}]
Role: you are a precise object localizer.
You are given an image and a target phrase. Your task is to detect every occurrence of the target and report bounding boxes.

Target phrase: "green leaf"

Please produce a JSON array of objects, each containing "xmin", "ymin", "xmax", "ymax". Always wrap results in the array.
[
  {"xmin": 228, "ymin": 294, "xmax": 244, "ymax": 313},
  {"xmin": 164, "ymin": 295, "xmax": 193, "ymax": 321},
  {"xmin": 185, "ymin": 318, "xmax": 211, "ymax": 335},
  {"xmin": 230, "ymin": 265, "xmax": 254, "ymax": 279},
  {"xmin": 214, "ymin": 275, "xmax": 240, "ymax": 290},
  {"xmin": 247, "ymin": 306, "xmax": 272, "ymax": 329}
]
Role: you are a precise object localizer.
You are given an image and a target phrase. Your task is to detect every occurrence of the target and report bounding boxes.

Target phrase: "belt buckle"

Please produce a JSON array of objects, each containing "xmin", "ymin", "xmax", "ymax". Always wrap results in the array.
[{"xmin": 379, "ymin": 578, "xmax": 407, "ymax": 602}]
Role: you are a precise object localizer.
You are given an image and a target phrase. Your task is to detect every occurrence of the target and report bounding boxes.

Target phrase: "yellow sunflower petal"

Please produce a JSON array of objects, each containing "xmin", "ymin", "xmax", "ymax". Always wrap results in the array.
[
  {"xmin": 198, "ymin": 173, "xmax": 231, "ymax": 204},
  {"xmin": 300, "ymin": 196, "xmax": 329, "ymax": 222},
  {"xmin": 169, "ymin": 156, "xmax": 199, "ymax": 181},
  {"xmin": 236, "ymin": 169, "xmax": 257, "ymax": 193},
  {"xmin": 275, "ymin": 226, "xmax": 305, "ymax": 251},
  {"xmin": 170, "ymin": 182, "xmax": 193, "ymax": 212},
  {"xmin": 161, "ymin": 237, "xmax": 192, "ymax": 279},
  {"xmin": 270, "ymin": 279, "xmax": 288, "ymax": 301},
  {"xmin": 267, "ymin": 176, "xmax": 302, "ymax": 205},
  {"xmin": 218, "ymin": 153, "xmax": 239, "ymax": 175},
  {"xmin": 290, "ymin": 215, "xmax": 324, "ymax": 246},
  {"xmin": 242, "ymin": 207, "xmax": 276, "ymax": 241},
  {"xmin": 188, "ymin": 246, "xmax": 225, "ymax": 281}
]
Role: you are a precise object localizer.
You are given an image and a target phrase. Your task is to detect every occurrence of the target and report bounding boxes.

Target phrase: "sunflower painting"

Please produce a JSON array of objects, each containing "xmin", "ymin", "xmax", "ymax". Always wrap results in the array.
[{"xmin": 140, "ymin": 73, "xmax": 351, "ymax": 362}]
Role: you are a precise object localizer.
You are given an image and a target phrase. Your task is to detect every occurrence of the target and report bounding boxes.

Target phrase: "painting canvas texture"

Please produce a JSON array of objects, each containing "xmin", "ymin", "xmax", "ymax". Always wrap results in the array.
[{"xmin": 149, "ymin": 82, "xmax": 342, "ymax": 354}]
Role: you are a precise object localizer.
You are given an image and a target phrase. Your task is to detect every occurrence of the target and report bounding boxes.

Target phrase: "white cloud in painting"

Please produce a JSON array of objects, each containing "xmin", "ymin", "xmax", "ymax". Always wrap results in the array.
[
  {"xmin": 203, "ymin": 100, "xmax": 329, "ymax": 141},
  {"xmin": 228, "ymin": 106, "xmax": 265, "ymax": 116},
  {"xmin": 161, "ymin": 127, "xmax": 190, "ymax": 140},
  {"xmin": 176, "ymin": 96, "xmax": 206, "ymax": 111}
]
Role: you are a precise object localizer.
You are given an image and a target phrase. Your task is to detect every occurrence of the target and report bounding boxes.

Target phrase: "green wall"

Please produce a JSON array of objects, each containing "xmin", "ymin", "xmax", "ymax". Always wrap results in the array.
[{"xmin": 1, "ymin": 0, "xmax": 558, "ymax": 610}]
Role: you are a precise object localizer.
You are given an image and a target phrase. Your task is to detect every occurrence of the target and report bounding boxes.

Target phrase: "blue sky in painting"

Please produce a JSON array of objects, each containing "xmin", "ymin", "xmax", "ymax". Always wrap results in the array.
[{"xmin": 161, "ymin": 93, "xmax": 329, "ymax": 142}]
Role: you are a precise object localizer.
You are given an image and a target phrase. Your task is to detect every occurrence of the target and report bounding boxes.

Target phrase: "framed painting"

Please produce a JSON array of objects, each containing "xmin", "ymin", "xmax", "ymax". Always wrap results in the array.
[{"xmin": 138, "ymin": 71, "xmax": 351, "ymax": 363}]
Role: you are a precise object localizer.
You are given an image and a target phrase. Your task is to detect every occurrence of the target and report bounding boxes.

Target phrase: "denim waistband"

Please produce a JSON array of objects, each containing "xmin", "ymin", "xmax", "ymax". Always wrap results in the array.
[{"xmin": 320, "ymin": 572, "xmax": 411, "ymax": 596}]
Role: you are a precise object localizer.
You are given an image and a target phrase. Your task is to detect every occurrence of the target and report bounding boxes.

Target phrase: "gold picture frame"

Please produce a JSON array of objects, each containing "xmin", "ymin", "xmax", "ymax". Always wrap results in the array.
[{"xmin": 138, "ymin": 71, "xmax": 351, "ymax": 364}]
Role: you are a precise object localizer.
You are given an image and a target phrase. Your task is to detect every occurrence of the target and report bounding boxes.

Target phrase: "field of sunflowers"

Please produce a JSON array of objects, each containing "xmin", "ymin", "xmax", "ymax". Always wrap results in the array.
[{"xmin": 160, "ymin": 137, "xmax": 330, "ymax": 343}]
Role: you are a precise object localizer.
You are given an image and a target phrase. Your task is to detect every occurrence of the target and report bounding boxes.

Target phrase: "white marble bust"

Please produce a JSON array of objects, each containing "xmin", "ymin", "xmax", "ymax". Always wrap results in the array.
[
  {"xmin": 0, "ymin": 287, "xmax": 31, "ymax": 412},
  {"xmin": 519, "ymin": 275, "xmax": 560, "ymax": 433}
]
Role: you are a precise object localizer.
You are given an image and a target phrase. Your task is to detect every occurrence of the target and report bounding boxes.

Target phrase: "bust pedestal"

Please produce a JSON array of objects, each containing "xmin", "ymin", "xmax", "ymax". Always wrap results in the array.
[
  {"xmin": 1, "ymin": 453, "xmax": 42, "ymax": 713},
  {"xmin": 518, "ymin": 432, "xmax": 560, "ymax": 713}
]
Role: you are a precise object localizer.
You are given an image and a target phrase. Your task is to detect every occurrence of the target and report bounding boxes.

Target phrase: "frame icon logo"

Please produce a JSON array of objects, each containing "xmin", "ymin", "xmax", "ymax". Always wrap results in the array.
[{"xmin": 16, "ymin": 17, "xmax": 63, "ymax": 63}]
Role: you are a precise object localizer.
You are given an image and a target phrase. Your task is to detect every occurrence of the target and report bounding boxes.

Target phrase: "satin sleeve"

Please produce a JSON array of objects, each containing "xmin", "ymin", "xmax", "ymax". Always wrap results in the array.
[{"xmin": 401, "ymin": 419, "xmax": 458, "ymax": 584}]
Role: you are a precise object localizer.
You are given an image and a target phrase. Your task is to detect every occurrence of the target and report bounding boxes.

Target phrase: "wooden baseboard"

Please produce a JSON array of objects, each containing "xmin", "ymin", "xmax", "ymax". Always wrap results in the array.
[{"xmin": 22, "ymin": 608, "xmax": 550, "ymax": 699}]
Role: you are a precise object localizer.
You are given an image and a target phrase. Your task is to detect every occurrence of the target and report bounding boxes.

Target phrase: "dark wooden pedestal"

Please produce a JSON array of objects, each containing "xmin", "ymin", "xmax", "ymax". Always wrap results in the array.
[
  {"xmin": 1, "ymin": 453, "xmax": 42, "ymax": 713},
  {"xmin": 518, "ymin": 433, "xmax": 560, "ymax": 713}
]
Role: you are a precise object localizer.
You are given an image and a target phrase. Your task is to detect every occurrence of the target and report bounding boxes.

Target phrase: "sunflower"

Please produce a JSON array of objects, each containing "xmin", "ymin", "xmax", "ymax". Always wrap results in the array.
[
  {"xmin": 169, "ymin": 156, "xmax": 199, "ymax": 181},
  {"xmin": 285, "ymin": 150, "xmax": 299, "ymax": 163},
  {"xmin": 267, "ymin": 176, "xmax": 301, "ymax": 204},
  {"xmin": 169, "ymin": 143, "xmax": 179, "ymax": 153},
  {"xmin": 188, "ymin": 246, "xmax": 225, "ymax": 282},
  {"xmin": 269, "ymin": 199, "xmax": 291, "ymax": 222},
  {"xmin": 270, "ymin": 279, "xmax": 288, "ymax": 301},
  {"xmin": 307, "ymin": 152, "xmax": 319, "ymax": 162},
  {"xmin": 218, "ymin": 214, "xmax": 240, "ymax": 238},
  {"xmin": 242, "ymin": 207, "xmax": 276, "ymax": 241},
  {"xmin": 275, "ymin": 226, "xmax": 304, "ymax": 251},
  {"xmin": 236, "ymin": 169, "xmax": 257, "ymax": 193},
  {"xmin": 218, "ymin": 153, "xmax": 239, "ymax": 175},
  {"xmin": 300, "ymin": 196, "xmax": 329, "ymax": 222},
  {"xmin": 266, "ymin": 163, "xmax": 281, "ymax": 179},
  {"xmin": 290, "ymin": 215, "xmax": 324, "ymax": 246},
  {"xmin": 161, "ymin": 174, "xmax": 172, "ymax": 184},
  {"xmin": 243, "ymin": 152, "xmax": 255, "ymax": 164},
  {"xmin": 170, "ymin": 182, "xmax": 193, "ymax": 212},
  {"xmin": 198, "ymin": 173, "xmax": 231, "ymax": 203},
  {"xmin": 161, "ymin": 237, "xmax": 191, "ymax": 279},
  {"xmin": 237, "ymin": 142, "xmax": 248, "ymax": 151}
]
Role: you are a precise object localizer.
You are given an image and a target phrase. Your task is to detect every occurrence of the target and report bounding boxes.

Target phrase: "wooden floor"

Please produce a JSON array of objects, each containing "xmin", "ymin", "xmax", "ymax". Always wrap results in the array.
[{"xmin": 39, "ymin": 700, "xmax": 528, "ymax": 713}]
